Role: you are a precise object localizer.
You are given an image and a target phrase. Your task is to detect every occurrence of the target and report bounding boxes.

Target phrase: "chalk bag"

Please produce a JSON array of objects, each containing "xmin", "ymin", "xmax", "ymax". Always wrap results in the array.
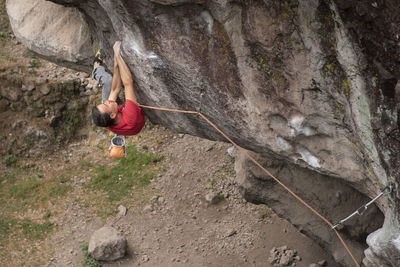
[{"xmin": 108, "ymin": 135, "xmax": 126, "ymax": 158}]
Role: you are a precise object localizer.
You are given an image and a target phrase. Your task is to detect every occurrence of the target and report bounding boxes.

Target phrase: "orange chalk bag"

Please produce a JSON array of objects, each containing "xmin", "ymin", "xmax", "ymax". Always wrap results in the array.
[{"xmin": 108, "ymin": 135, "xmax": 126, "ymax": 158}]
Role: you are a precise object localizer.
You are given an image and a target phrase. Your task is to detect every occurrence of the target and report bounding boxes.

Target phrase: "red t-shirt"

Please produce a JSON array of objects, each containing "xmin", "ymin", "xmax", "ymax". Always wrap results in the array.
[{"xmin": 106, "ymin": 100, "xmax": 145, "ymax": 136}]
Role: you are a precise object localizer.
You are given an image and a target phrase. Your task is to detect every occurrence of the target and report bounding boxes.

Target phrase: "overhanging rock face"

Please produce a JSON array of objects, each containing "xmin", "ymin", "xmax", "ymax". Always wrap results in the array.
[{"xmin": 6, "ymin": 0, "xmax": 400, "ymax": 265}]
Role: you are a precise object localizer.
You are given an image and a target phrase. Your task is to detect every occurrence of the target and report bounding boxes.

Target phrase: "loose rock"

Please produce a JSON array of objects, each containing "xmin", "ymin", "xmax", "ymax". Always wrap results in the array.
[
  {"xmin": 205, "ymin": 191, "xmax": 221, "ymax": 205},
  {"xmin": 88, "ymin": 226, "xmax": 127, "ymax": 261},
  {"xmin": 118, "ymin": 205, "xmax": 127, "ymax": 216}
]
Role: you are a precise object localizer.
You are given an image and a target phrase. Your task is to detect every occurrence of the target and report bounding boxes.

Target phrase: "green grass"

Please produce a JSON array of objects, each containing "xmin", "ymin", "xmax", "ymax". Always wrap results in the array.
[
  {"xmin": 0, "ymin": 140, "xmax": 165, "ymax": 262},
  {"xmin": 0, "ymin": 216, "xmax": 53, "ymax": 245},
  {"xmin": 2, "ymin": 170, "xmax": 72, "ymax": 212},
  {"xmin": 19, "ymin": 219, "xmax": 53, "ymax": 240},
  {"xmin": 3, "ymin": 154, "xmax": 17, "ymax": 166},
  {"xmin": 88, "ymin": 145, "xmax": 163, "ymax": 204},
  {"xmin": 29, "ymin": 58, "xmax": 42, "ymax": 69},
  {"xmin": 80, "ymin": 241, "xmax": 101, "ymax": 267},
  {"xmin": 0, "ymin": 164, "xmax": 71, "ymax": 260}
]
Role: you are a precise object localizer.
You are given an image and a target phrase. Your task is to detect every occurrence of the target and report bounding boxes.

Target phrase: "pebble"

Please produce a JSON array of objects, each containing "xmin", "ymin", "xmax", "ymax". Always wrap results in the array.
[
  {"xmin": 227, "ymin": 146, "xmax": 235, "ymax": 157},
  {"xmin": 118, "ymin": 205, "xmax": 127, "ymax": 216},
  {"xmin": 21, "ymin": 82, "xmax": 35, "ymax": 92},
  {"xmin": 143, "ymin": 205, "xmax": 153, "ymax": 212},
  {"xmin": 205, "ymin": 191, "xmax": 220, "ymax": 205},
  {"xmin": 158, "ymin": 197, "xmax": 165, "ymax": 204},
  {"xmin": 142, "ymin": 254, "xmax": 149, "ymax": 262}
]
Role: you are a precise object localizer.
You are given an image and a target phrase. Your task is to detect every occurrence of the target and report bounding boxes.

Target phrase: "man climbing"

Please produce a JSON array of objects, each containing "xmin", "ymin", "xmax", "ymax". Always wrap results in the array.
[{"xmin": 91, "ymin": 41, "xmax": 145, "ymax": 136}]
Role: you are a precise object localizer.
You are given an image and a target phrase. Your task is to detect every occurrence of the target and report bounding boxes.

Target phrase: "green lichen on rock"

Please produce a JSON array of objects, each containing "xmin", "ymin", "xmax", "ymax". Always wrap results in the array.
[
  {"xmin": 275, "ymin": 0, "xmax": 298, "ymax": 19},
  {"xmin": 342, "ymin": 79, "xmax": 350, "ymax": 98},
  {"xmin": 251, "ymin": 44, "xmax": 288, "ymax": 94}
]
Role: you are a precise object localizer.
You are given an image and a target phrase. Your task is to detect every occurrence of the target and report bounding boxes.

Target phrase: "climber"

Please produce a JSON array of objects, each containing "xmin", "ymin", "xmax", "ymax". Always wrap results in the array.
[{"xmin": 91, "ymin": 41, "xmax": 145, "ymax": 136}]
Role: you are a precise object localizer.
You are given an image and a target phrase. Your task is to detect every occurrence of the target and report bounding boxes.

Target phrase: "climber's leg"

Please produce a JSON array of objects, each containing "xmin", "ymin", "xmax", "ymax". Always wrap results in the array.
[{"xmin": 92, "ymin": 64, "xmax": 113, "ymax": 104}]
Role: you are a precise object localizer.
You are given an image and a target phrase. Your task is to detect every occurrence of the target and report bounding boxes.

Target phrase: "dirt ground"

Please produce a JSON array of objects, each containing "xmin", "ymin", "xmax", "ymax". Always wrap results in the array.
[{"xmin": 41, "ymin": 125, "xmax": 338, "ymax": 267}]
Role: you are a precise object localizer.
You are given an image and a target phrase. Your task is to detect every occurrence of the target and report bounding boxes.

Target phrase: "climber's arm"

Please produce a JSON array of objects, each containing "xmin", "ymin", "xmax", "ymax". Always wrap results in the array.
[
  {"xmin": 107, "ymin": 55, "xmax": 122, "ymax": 101},
  {"xmin": 113, "ymin": 41, "xmax": 138, "ymax": 105}
]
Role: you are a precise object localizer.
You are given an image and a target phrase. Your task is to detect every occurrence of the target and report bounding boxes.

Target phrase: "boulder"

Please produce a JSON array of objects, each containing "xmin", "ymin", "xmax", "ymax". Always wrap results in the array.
[
  {"xmin": 6, "ymin": 0, "xmax": 94, "ymax": 72},
  {"xmin": 88, "ymin": 226, "xmax": 127, "ymax": 261},
  {"xmin": 6, "ymin": 0, "xmax": 400, "ymax": 265}
]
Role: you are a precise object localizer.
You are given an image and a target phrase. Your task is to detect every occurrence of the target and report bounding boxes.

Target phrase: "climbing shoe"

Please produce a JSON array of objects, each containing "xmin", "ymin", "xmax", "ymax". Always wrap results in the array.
[{"xmin": 93, "ymin": 48, "xmax": 106, "ymax": 65}]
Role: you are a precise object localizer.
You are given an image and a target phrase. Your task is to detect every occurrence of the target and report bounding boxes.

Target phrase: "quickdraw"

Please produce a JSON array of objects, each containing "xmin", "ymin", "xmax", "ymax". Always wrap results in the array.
[{"xmin": 332, "ymin": 183, "xmax": 394, "ymax": 229}]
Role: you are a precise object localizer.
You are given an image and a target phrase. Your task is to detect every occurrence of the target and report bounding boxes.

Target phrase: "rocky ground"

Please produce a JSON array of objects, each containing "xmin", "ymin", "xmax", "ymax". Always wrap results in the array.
[{"xmin": 40, "ymin": 126, "xmax": 338, "ymax": 267}]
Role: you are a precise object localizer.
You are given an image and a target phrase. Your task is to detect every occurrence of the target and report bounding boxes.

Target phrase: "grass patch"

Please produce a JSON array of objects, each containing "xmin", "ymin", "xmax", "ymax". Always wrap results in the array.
[
  {"xmin": 3, "ymin": 154, "xmax": 17, "ymax": 167},
  {"xmin": 0, "ymin": 164, "xmax": 71, "ymax": 263},
  {"xmin": 3, "ymin": 173, "xmax": 72, "ymax": 212},
  {"xmin": 0, "ymin": 217, "xmax": 52, "ymax": 245},
  {"xmin": 19, "ymin": 219, "xmax": 53, "ymax": 240},
  {"xmin": 87, "ymin": 145, "xmax": 163, "ymax": 210},
  {"xmin": 80, "ymin": 241, "xmax": 101, "ymax": 267},
  {"xmin": 0, "ymin": 217, "xmax": 14, "ymax": 242}
]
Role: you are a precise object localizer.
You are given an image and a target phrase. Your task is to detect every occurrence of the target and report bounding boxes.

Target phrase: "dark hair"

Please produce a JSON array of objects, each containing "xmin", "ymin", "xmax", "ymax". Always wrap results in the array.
[{"xmin": 92, "ymin": 106, "xmax": 115, "ymax": 127}]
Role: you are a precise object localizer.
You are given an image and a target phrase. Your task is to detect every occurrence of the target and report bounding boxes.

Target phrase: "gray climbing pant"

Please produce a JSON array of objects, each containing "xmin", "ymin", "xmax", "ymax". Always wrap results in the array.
[{"xmin": 92, "ymin": 66, "xmax": 112, "ymax": 104}]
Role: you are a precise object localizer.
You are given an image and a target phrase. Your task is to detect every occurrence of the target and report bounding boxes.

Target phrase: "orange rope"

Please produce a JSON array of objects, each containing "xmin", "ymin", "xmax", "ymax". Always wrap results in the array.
[{"xmin": 139, "ymin": 104, "xmax": 360, "ymax": 267}]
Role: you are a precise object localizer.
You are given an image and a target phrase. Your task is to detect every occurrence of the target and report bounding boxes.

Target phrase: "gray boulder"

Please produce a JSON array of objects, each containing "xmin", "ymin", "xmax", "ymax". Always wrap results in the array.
[
  {"xmin": 88, "ymin": 226, "xmax": 127, "ymax": 261},
  {"xmin": 6, "ymin": 0, "xmax": 400, "ymax": 265},
  {"xmin": 6, "ymin": 0, "xmax": 94, "ymax": 72}
]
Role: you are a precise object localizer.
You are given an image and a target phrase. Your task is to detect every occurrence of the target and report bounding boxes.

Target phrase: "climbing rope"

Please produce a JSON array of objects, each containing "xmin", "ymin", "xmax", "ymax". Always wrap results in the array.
[{"xmin": 139, "ymin": 104, "xmax": 362, "ymax": 267}]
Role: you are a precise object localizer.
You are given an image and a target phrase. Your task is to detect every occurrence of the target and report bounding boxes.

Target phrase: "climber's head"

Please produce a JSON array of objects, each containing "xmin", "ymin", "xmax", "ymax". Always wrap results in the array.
[{"xmin": 92, "ymin": 100, "xmax": 118, "ymax": 127}]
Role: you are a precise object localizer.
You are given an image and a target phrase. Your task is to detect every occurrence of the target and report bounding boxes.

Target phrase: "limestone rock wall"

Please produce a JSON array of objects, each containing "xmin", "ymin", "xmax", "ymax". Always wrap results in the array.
[{"xmin": 6, "ymin": 0, "xmax": 400, "ymax": 265}]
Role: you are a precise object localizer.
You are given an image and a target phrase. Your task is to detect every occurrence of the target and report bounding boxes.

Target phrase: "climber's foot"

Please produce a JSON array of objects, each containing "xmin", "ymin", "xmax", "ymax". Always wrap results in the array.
[{"xmin": 93, "ymin": 48, "xmax": 106, "ymax": 65}]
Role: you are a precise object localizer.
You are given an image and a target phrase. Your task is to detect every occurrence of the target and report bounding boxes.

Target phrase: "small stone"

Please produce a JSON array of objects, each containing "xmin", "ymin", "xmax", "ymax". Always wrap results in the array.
[
  {"xmin": 279, "ymin": 245, "xmax": 288, "ymax": 251},
  {"xmin": 280, "ymin": 254, "xmax": 291, "ymax": 266},
  {"xmin": 205, "ymin": 191, "xmax": 220, "ymax": 205},
  {"xmin": 142, "ymin": 254, "xmax": 149, "ymax": 262},
  {"xmin": 309, "ymin": 264, "xmax": 319, "ymax": 267},
  {"xmin": 118, "ymin": 205, "xmax": 127, "ymax": 216},
  {"xmin": 36, "ymin": 77, "xmax": 46, "ymax": 84},
  {"xmin": 317, "ymin": 260, "xmax": 327, "ymax": 266},
  {"xmin": 21, "ymin": 82, "xmax": 35, "ymax": 92},
  {"xmin": 294, "ymin": 255, "xmax": 301, "ymax": 261},
  {"xmin": 158, "ymin": 197, "xmax": 165, "ymax": 204},
  {"xmin": 39, "ymin": 85, "xmax": 51, "ymax": 95},
  {"xmin": 227, "ymin": 146, "xmax": 235, "ymax": 158},
  {"xmin": 143, "ymin": 205, "xmax": 153, "ymax": 212},
  {"xmin": 285, "ymin": 249, "xmax": 295, "ymax": 258}
]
